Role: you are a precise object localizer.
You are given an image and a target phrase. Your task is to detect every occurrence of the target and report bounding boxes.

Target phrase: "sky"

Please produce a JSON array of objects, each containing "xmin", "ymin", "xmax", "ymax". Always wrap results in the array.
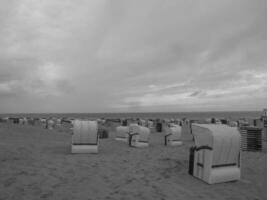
[{"xmin": 0, "ymin": 0, "xmax": 267, "ymax": 113}]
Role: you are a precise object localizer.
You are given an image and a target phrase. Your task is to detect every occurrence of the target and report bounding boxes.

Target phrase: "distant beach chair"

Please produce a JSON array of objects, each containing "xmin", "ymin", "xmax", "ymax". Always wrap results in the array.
[
  {"xmin": 147, "ymin": 120, "xmax": 154, "ymax": 129},
  {"xmin": 164, "ymin": 124, "xmax": 183, "ymax": 146},
  {"xmin": 19, "ymin": 118, "xmax": 24, "ymax": 125},
  {"xmin": 71, "ymin": 120, "xmax": 99, "ymax": 154},
  {"xmin": 129, "ymin": 124, "xmax": 150, "ymax": 147},
  {"xmin": 228, "ymin": 121, "xmax": 238, "ymax": 127},
  {"xmin": 138, "ymin": 119, "xmax": 146, "ymax": 126},
  {"xmin": 47, "ymin": 119, "xmax": 55, "ymax": 129},
  {"xmin": 22, "ymin": 117, "xmax": 28, "ymax": 125},
  {"xmin": 156, "ymin": 121, "xmax": 163, "ymax": 132},
  {"xmin": 121, "ymin": 119, "xmax": 128, "ymax": 126},
  {"xmin": 115, "ymin": 126, "xmax": 129, "ymax": 142},
  {"xmin": 56, "ymin": 118, "xmax": 62, "ymax": 127},
  {"xmin": 9, "ymin": 117, "xmax": 19, "ymax": 124},
  {"xmin": 189, "ymin": 124, "xmax": 241, "ymax": 184}
]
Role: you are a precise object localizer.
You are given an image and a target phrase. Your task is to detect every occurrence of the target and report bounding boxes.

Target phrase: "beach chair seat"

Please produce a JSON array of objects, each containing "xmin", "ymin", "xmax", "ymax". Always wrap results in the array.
[
  {"xmin": 129, "ymin": 124, "xmax": 150, "ymax": 148},
  {"xmin": 71, "ymin": 120, "xmax": 98, "ymax": 154},
  {"xmin": 164, "ymin": 124, "xmax": 183, "ymax": 146},
  {"xmin": 115, "ymin": 126, "xmax": 129, "ymax": 142},
  {"xmin": 189, "ymin": 124, "xmax": 241, "ymax": 184}
]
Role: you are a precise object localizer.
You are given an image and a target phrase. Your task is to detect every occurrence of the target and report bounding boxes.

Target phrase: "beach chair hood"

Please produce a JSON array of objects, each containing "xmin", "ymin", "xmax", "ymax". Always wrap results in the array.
[
  {"xmin": 129, "ymin": 124, "xmax": 150, "ymax": 147},
  {"xmin": 72, "ymin": 120, "xmax": 98, "ymax": 145},
  {"xmin": 115, "ymin": 126, "xmax": 130, "ymax": 142},
  {"xmin": 164, "ymin": 125, "xmax": 183, "ymax": 146}
]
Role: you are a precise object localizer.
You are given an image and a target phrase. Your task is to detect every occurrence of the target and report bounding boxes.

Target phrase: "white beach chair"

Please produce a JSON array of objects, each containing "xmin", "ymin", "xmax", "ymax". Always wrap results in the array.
[
  {"xmin": 19, "ymin": 118, "xmax": 24, "ymax": 125},
  {"xmin": 129, "ymin": 124, "xmax": 150, "ymax": 148},
  {"xmin": 147, "ymin": 120, "xmax": 154, "ymax": 129},
  {"xmin": 189, "ymin": 124, "xmax": 241, "ymax": 184},
  {"xmin": 164, "ymin": 124, "xmax": 183, "ymax": 146},
  {"xmin": 228, "ymin": 121, "xmax": 238, "ymax": 127},
  {"xmin": 47, "ymin": 119, "xmax": 55, "ymax": 130},
  {"xmin": 139, "ymin": 119, "xmax": 146, "ymax": 126},
  {"xmin": 56, "ymin": 118, "xmax": 62, "ymax": 127},
  {"xmin": 71, "ymin": 120, "xmax": 99, "ymax": 154},
  {"xmin": 115, "ymin": 126, "xmax": 129, "ymax": 142}
]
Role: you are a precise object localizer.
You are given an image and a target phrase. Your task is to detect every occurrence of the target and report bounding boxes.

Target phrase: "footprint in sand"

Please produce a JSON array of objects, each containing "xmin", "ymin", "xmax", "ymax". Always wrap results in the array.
[
  {"xmin": 17, "ymin": 170, "xmax": 29, "ymax": 176},
  {"xmin": 40, "ymin": 191, "xmax": 53, "ymax": 199},
  {"xmin": 103, "ymin": 175, "xmax": 111, "ymax": 183},
  {"xmin": 125, "ymin": 177, "xmax": 135, "ymax": 184},
  {"xmin": 3, "ymin": 177, "xmax": 16, "ymax": 187},
  {"xmin": 66, "ymin": 169, "xmax": 75, "ymax": 175}
]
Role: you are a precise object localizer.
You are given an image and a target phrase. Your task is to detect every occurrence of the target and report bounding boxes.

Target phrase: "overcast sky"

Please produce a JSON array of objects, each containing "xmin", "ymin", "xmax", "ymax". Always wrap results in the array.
[{"xmin": 0, "ymin": 0, "xmax": 267, "ymax": 113}]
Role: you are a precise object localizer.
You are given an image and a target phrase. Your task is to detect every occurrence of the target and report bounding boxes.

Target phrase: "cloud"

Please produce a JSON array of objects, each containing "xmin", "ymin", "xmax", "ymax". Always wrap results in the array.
[
  {"xmin": 119, "ymin": 69, "xmax": 267, "ymax": 111},
  {"xmin": 0, "ymin": 61, "xmax": 73, "ymax": 99},
  {"xmin": 189, "ymin": 91, "xmax": 204, "ymax": 97},
  {"xmin": 0, "ymin": 0, "xmax": 267, "ymax": 112}
]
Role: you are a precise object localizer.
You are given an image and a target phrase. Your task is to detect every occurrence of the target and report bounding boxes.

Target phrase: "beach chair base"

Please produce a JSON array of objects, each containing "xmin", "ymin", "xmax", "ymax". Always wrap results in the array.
[
  {"xmin": 168, "ymin": 140, "xmax": 183, "ymax": 146},
  {"xmin": 208, "ymin": 166, "xmax": 240, "ymax": 184},
  {"xmin": 193, "ymin": 165, "xmax": 240, "ymax": 184},
  {"xmin": 190, "ymin": 146, "xmax": 241, "ymax": 184},
  {"xmin": 132, "ymin": 142, "xmax": 149, "ymax": 148},
  {"xmin": 115, "ymin": 137, "xmax": 128, "ymax": 142},
  {"xmin": 71, "ymin": 145, "xmax": 98, "ymax": 154}
]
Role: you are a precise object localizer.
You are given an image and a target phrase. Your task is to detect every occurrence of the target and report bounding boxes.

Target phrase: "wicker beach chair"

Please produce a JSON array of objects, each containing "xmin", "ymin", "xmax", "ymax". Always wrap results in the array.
[
  {"xmin": 71, "ymin": 120, "xmax": 99, "ymax": 153},
  {"xmin": 189, "ymin": 124, "xmax": 241, "ymax": 184}
]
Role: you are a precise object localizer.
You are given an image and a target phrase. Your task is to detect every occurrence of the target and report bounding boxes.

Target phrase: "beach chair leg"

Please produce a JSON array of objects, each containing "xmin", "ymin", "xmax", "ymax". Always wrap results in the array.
[{"xmin": 164, "ymin": 135, "xmax": 168, "ymax": 146}]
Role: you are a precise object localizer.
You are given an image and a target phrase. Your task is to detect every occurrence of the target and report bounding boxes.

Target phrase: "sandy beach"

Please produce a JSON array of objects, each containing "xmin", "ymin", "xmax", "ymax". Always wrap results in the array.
[{"xmin": 0, "ymin": 123, "xmax": 266, "ymax": 200}]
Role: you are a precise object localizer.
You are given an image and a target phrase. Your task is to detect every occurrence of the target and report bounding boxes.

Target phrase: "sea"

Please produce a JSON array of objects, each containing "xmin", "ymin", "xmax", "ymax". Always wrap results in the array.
[{"xmin": 0, "ymin": 111, "xmax": 263, "ymax": 121}]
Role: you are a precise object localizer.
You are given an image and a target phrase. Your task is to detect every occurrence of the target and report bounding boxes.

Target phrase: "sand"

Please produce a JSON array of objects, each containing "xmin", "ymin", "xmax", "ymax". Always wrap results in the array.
[{"xmin": 0, "ymin": 123, "xmax": 266, "ymax": 200}]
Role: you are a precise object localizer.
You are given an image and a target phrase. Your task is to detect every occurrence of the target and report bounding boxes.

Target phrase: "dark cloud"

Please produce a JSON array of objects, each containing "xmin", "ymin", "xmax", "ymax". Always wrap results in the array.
[{"xmin": 189, "ymin": 91, "xmax": 204, "ymax": 97}]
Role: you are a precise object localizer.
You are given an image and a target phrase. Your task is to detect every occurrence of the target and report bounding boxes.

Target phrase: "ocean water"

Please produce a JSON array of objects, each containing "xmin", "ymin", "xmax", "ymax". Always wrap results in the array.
[{"xmin": 0, "ymin": 111, "xmax": 262, "ymax": 121}]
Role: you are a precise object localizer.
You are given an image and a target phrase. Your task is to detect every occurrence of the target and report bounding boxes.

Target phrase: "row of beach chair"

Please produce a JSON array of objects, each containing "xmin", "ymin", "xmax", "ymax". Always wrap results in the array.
[
  {"xmin": 115, "ymin": 123, "xmax": 183, "ymax": 147},
  {"xmin": 70, "ymin": 120, "xmax": 241, "ymax": 185}
]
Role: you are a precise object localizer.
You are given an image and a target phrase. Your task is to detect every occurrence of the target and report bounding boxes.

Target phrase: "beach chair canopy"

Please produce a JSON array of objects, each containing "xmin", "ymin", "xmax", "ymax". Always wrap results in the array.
[
  {"xmin": 165, "ymin": 125, "xmax": 182, "ymax": 140},
  {"xmin": 192, "ymin": 124, "xmax": 240, "ymax": 167},
  {"xmin": 129, "ymin": 124, "xmax": 150, "ymax": 142},
  {"xmin": 72, "ymin": 120, "xmax": 98, "ymax": 145},
  {"xmin": 138, "ymin": 127, "xmax": 150, "ymax": 142},
  {"xmin": 129, "ymin": 123, "xmax": 139, "ymax": 134}
]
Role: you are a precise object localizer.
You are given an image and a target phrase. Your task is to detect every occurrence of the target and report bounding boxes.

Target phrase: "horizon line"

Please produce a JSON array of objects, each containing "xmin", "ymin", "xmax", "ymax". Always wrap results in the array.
[{"xmin": 0, "ymin": 110, "xmax": 263, "ymax": 115}]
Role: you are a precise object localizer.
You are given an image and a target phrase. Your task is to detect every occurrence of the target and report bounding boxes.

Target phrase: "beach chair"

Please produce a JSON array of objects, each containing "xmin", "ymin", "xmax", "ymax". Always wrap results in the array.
[
  {"xmin": 129, "ymin": 124, "xmax": 150, "ymax": 147},
  {"xmin": 164, "ymin": 124, "xmax": 183, "ymax": 146},
  {"xmin": 47, "ymin": 119, "xmax": 55, "ymax": 129},
  {"xmin": 19, "ymin": 118, "xmax": 24, "ymax": 125},
  {"xmin": 71, "ymin": 120, "xmax": 99, "ymax": 154},
  {"xmin": 139, "ymin": 119, "xmax": 146, "ymax": 126},
  {"xmin": 56, "ymin": 118, "xmax": 62, "ymax": 127},
  {"xmin": 156, "ymin": 121, "xmax": 163, "ymax": 132},
  {"xmin": 189, "ymin": 124, "xmax": 241, "ymax": 184},
  {"xmin": 147, "ymin": 120, "xmax": 154, "ymax": 129},
  {"xmin": 115, "ymin": 126, "xmax": 129, "ymax": 142}
]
